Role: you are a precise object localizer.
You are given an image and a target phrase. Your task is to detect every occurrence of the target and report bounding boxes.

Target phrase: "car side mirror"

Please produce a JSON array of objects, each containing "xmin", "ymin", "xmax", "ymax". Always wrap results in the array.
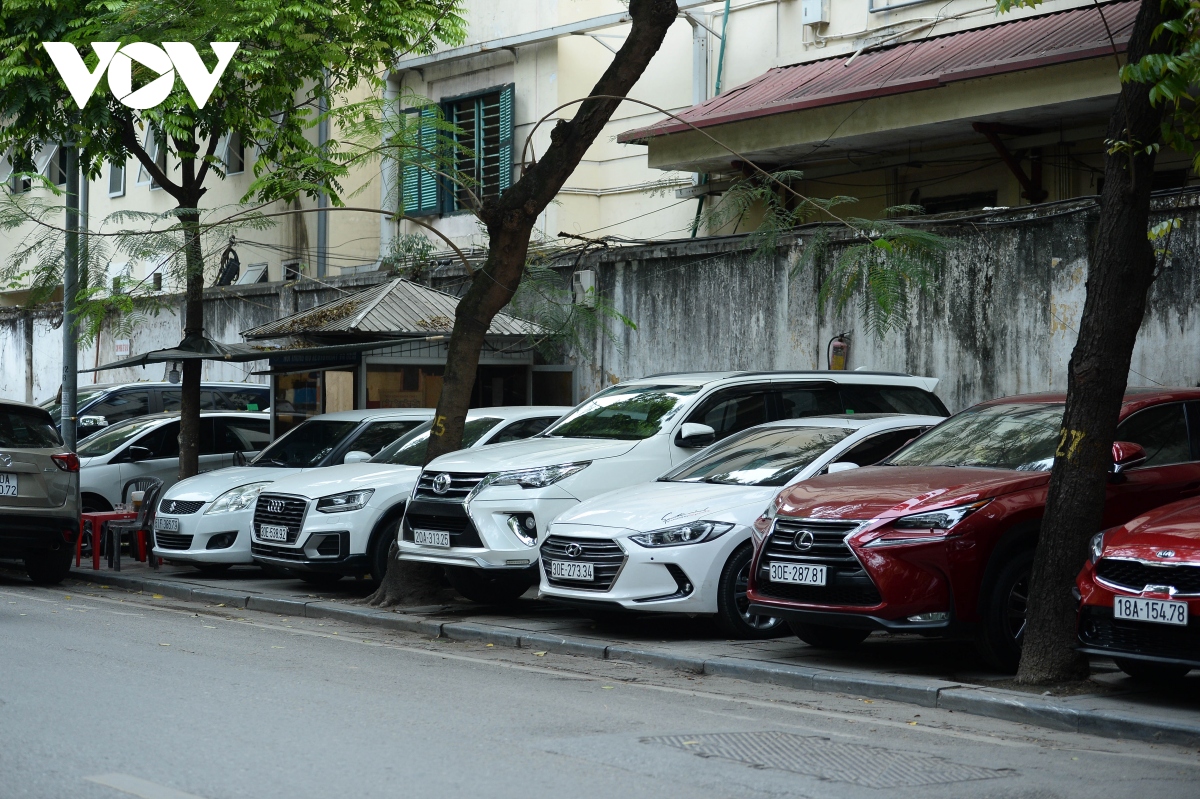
[
  {"xmin": 126, "ymin": 445, "xmax": 153, "ymax": 462},
  {"xmin": 79, "ymin": 414, "xmax": 108, "ymax": 429},
  {"xmin": 825, "ymin": 461, "xmax": 860, "ymax": 475},
  {"xmin": 1111, "ymin": 441, "xmax": 1147, "ymax": 475},
  {"xmin": 343, "ymin": 450, "xmax": 372, "ymax": 464},
  {"xmin": 675, "ymin": 423, "xmax": 716, "ymax": 448}
]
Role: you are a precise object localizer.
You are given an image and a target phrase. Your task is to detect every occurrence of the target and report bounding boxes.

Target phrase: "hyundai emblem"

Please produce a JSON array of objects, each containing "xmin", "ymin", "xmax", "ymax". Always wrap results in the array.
[{"xmin": 565, "ymin": 543, "xmax": 583, "ymax": 559}]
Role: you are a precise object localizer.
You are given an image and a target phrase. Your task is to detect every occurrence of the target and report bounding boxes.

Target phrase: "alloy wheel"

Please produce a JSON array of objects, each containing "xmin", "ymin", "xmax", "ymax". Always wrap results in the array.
[
  {"xmin": 1004, "ymin": 568, "xmax": 1030, "ymax": 647},
  {"xmin": 735, "ymin": 558, "xmax": 781, "ymax": 631}
]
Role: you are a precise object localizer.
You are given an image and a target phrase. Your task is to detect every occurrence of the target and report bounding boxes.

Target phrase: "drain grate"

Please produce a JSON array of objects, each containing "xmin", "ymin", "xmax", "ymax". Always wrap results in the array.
[{"xmin": 643, "ymin": 731, "xmax": 1012, "ymax": 789}]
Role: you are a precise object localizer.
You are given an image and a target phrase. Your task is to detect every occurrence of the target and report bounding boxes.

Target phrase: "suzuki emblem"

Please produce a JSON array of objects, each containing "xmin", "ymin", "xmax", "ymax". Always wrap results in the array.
[
  {"xmin": 565, "ymin": 543, "xmax": 583, "ymax": 559},
  {"xmin": 793, "ymin": 530, "xmax": 815, "ymax": 551},
  {"xmin": 267, "ymin": 499, "xmax": 285, "ymax": 514},
  {"xmin": 432, "ymin": 473, "xmax": 452, "ymax": 495},
  {"xmin": 1157, "ymin": 550, "xmax": 1176, "ymax": 559},
  {"xmin": 0, "ymin": 453, "xmax": 11, "ymax": 467},
  {"xmin": 168, "ymin": 500, "xmax": 178, "ymax": 513}
]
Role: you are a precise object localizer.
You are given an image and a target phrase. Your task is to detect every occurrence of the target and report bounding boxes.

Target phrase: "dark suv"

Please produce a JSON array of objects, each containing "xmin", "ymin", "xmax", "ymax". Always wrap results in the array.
[{"xmin": 41, "ymin": 381, "xmax": 270, "ymax": 442}]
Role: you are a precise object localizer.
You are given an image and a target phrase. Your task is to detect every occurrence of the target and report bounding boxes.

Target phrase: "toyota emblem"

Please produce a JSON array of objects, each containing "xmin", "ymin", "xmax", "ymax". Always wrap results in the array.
[
  {"xmin": 565, "ymin": 543, "xmax": 584, "ymax": 559},
  {"xmin": 1157, "ymin": 549, "xmax": 1176, "ymax": 559},
  {"xmin": 267, "ymin": 499, "xmax": 285, "ymax": 514},
  {"xmin": 793, "ymin": 530, "xmax": 815, "ymax": 551},
  {"xmin": 432, "ymin": 473, "xmax": 452, "ymax": 495},
  {"xmin": 0, "ymin": 453, "xmax": 11, "ymax": 467}
]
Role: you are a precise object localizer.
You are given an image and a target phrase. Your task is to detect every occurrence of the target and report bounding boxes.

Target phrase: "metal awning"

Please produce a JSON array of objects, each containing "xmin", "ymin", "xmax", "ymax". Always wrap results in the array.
[{"xmin": 619, "ymin": 0, "xmax": 1136, "ymax": 146}]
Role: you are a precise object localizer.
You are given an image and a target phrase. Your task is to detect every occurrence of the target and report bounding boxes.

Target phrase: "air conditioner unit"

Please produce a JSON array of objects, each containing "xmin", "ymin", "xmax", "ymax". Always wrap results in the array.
[
  {"xmin": 572, "ymin": 270, "xmax": 596, "ymax": 308},
  {"xmin": 802, "ymin": 0, "xmax": 829, "ymax": 25}
]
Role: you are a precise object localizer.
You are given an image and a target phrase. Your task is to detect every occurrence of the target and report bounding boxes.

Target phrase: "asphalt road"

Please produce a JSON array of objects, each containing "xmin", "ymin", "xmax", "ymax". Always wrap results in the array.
[{"xmin": 3, "ymin": 575, "xmax": 1199, "ymax": 799}]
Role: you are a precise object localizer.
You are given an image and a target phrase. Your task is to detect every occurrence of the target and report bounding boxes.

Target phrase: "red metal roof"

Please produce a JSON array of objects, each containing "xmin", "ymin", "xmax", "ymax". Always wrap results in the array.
[{"xmin": 619, "ymin": 1, "xmax": 1136, "ymax": 143}]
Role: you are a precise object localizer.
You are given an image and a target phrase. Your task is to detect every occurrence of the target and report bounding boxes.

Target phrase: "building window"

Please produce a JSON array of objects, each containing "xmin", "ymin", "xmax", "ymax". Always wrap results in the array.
[
  {"xmin": 223, "ymin": 131, "xmax": 245, "ymax": 174},
  {"xmin": 283, "ymin": 260, "xmax": 301, "ymax": 281},
  {"xmin": 402, "ymin": 83, "xmax": 513, "ymax": 217},
  {"xmin": 45, "ymin": 146, "xmax": 69, "ymax": 187},
  {"xmin": 108, "ymin": 160, "xmax": 125, "ymax": 197},
  {"xmin": 0, "ymin": 148, "xmax": 31, "ymax": 194},
  {"xmin": 137, "ymin": 129, "xmax": 166, "ymax": 188}
]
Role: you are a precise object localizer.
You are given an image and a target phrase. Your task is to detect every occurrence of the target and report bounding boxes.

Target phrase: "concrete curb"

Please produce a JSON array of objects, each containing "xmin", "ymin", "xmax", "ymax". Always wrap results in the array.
[{"xmin": 69, "ymin": 569, "xmax": 1200, "ymax": 749}]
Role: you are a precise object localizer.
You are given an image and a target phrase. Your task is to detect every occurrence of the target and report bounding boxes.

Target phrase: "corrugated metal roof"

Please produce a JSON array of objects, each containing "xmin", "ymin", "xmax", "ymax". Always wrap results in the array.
[
  {"xmin": 619, "ymin": 1, "xmax": 1136, "ymax": 143},
  {"xmin": 242, "ymin": 278, "xmax": 542, "ymax": 340}
]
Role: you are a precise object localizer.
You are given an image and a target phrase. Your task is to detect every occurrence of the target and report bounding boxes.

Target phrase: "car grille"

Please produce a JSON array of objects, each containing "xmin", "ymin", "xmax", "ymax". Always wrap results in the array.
[
  {"xmin": 252, "ymin": 542, "xmax": 308, "ymax": 561},
  {"xmin": 1079, "ymin": 606, "xmax": 1200, "ymax": 664},
  {"xmin": 1096, "ymin": 558, "xmax": 1200, "ymax": 595},
  {"xmin": 413, "ymin": 471, "xmax": 487, "ymax": 501},
  {"xmin": 540, "ymin": 536, "xmax": 626, "ymax": 592},
  {"xmin": 253, "ymin": 493, "xmax": 308, "ymax": 544},
  {"xmin": 402, "ymin": 510, "xmax": 484, "ymax": 548},
  {"xmin": 158, "ymin": 499, "xmax": 204, "ymax": 515},
  {"xmin": 756, "ymin": 518, "xmax": 881, "ymax": 606},
  {"xmin": 154, "ymin": 532, "xmax": 194, "ymax": 550}
]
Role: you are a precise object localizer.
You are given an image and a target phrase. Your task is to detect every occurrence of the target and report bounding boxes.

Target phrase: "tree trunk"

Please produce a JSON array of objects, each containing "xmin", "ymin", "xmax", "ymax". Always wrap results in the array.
[
  {"xmin": 365, "ymin": 0, "xmax": 680, "ymax": 607},
  {"xmin": 177, "ymin": 209, "xmax": 205, "ymax": 479},
  {"xmin": 1016, "ymin": 0, "xmax": 1178, "ymax": 684}
]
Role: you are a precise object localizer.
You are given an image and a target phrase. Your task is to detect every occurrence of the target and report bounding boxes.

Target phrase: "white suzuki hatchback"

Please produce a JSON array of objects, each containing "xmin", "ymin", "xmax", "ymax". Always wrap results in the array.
[
  {"xmin": 152, "ymin": 408, "xmax": 433, "ymax": 573},
  {"xmin": 539, "ymin": 414, "xmax": 942, "ymax": 637},
  {"xmin": 249, "ymin": 407, "xmax": 569, "ymax": 585},
  {"xmin": 397, "ymin": 371, "xmax": 947, "ymax": 605}
]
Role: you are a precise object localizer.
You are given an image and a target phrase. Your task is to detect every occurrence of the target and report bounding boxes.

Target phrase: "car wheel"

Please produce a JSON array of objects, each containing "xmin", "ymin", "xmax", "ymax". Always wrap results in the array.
[
  {"xmin": 297, "ymin": 572, "xmax": 343, "ymax": 586},
  {"xmin": 24, "ymin": 550, "xmax": 72, "ymax": 585},
  {"xmin": 194, "ymin": 564, "xmax": 232, "ymax": 576},
  {"xmin": 715, "ymin": 545, "xmax": 786, "ymax": 639},
  {"xmin": 445, "ymin": 565, "xmax": 536, "ymax": 605},
  {"xmin": 788, "ymin": 621, "xmax": 871, "ymax": 649},
  {"xmin": 81, "ymin": 493, "xmax": 112, "ymax": 514},
  {"xmin": 369, "ymin": 517, "xmax": 401, "ymax": 584},
  {"xmin": 976, "ymin": 549, "xmax": 1034, "ymax": 673},
  {"xmin": 1114, "ymin": 657, "xmax": 1192, "ymax": 682}
]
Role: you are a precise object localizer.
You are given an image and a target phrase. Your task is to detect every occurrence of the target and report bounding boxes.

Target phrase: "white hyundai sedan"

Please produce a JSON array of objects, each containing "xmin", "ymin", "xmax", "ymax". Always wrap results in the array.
[
  {"xmin": 538, "ymin": 414, "xmax": 942, "ymax": 638},
  {"xmin": 249, "ymin": 407, "xmax": 570, "ymax": 585}
]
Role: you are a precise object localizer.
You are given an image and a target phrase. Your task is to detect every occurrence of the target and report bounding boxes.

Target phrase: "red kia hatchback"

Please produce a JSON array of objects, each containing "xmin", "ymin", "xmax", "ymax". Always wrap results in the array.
[
  {"xmin": 747, "ymin": 389, "xmax": 1200, "ymax": 671},
  {"xmin": 1077, "ymin": 496, "xmax": 1200, "ymax": 680}
]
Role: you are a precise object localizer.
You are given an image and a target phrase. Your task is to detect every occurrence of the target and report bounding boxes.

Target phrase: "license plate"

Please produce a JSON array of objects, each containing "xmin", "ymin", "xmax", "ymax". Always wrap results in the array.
[
  {"xmin": 1114, "ymin": 596, "xmax": 1189, "ymax": 626},
  {"xmin": 0, "ymin": 473, "xmax": 16, "ymax": 497},
  {"xmin": 413, "ymin": 529, "xmax": 450, "ymax": 548},
  {"xmin": 259, "ymin": 524, "xmax": 289, "ymax": 541},
  {"xmin": 769, "ymin": 562, "xmax": 827, "ymax": 585},
  {"xmin": 550, "ymin": 560, "xmax": 594, "ymax": 581},
  {"xmin": 154, "ymin": 517, "xmax": 180, "ymax": 532}
]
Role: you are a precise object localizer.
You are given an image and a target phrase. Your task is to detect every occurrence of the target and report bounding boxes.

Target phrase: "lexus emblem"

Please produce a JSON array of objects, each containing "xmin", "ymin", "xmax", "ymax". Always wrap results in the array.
[
  {"xmin": 432, "ymin": 473, "xmax": 452, "ymax": 495},
  {"xmin": 1157, "ymin": 550, "xmax": 1176, "ymax": 559},
  {"xmin": 0, "ymin": 453, "xmax": 11, "ymax": 467},
  {"xmin": 267, "ymin": 499, "xmax": 285, "ymax": 514},
  {"xmin": 565, "ymin": 543, "xmax": 584, "ymax": 559},
  {"xmin": 793, "ymin": 530, "xmax": 815, "ymax": 552}
]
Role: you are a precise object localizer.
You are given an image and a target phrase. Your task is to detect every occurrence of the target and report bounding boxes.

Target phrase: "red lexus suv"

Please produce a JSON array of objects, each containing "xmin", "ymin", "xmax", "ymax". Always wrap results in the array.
[
  {"xmin": 747, "ymin": 389, "xmax": 1200, "ymax": 671},
  {"xmin": 1077, "ymin": 495, "xmax": 1200, "ymax": 681}
]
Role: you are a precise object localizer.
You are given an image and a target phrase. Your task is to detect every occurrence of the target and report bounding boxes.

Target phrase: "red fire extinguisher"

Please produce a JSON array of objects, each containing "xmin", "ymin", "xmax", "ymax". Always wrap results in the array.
[{"xmin": 827, "ymin": 333, "xmax": 851, "ymax": 371}]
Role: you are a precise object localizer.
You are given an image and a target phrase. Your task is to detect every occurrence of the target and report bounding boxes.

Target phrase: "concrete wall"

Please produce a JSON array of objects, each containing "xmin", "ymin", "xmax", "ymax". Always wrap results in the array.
[{"xmin": 569, "ymin": 194, "xmax": 1200, "ymax": 414}]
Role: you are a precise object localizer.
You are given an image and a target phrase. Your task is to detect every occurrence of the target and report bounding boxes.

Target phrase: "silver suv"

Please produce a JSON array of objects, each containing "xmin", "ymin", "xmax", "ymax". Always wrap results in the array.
[{"xmin": 0, "ymin": 399, "xmax": 80, "ymax": 584}]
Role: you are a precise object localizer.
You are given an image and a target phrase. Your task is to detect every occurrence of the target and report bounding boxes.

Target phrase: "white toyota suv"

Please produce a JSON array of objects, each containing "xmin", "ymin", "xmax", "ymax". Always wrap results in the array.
[
  {"xmin": 249, "ymin": 407, "xmax": 569, "ymax": 585},
  {"xmin": 397, "ymin": 371, "xmax": 948, "ymax": 604}
]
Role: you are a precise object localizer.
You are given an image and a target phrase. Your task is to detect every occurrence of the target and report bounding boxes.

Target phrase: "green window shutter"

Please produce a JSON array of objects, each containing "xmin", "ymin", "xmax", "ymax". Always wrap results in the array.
[
  {"xmin": 402, "ymin": 106, "xmax": 439, "ymax": 217},
  {"xmin": 498, "ymin": 83, "xmax": 514, "ymax": 194}
]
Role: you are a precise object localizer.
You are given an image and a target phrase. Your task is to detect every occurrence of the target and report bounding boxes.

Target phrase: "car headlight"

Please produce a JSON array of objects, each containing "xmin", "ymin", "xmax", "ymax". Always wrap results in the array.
[
  {"xmin": 629, "ymin": 520, "xmax": 734, "ymax": 548},
  {"xmin": 865, "ymin": 499, "xmax": 990, "ymax": 548},
  {"xmin": 316, "ymin": 488, "xmax": 375, "ymax": 513},
  {"xmin": 485, "ymin": 462, "xmax": 590, "ymax": 490},
  {"xmin": 1089, "ymin": 530, "xmax": 1107, "ymax": 564},
  {"xmin": 204, "ymin": 482, "xmax": 272, "ymax": 515}
]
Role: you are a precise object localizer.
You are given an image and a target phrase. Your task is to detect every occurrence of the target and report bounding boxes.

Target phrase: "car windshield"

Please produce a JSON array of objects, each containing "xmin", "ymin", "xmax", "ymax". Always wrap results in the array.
[
  {"xmin": 40, "ymin": 388, "xmax": 106, "ymax": 422},
  {"xmin": 543, "ymin": 385, "xmax": 701, "ymax": 441},
  {"xmin": 371, "ymin": 417, "xmax": 504, "ymax": 466},
  {"xmin": 249, "ymin": 419, "xmax": 359, "ymax": 468},
  {"xmin": 0, "ymin": 407, "xmax": 63, "ymax": 448},
  {"xmin": 77, "ymin": 417, "xmax": 162, "ymax": 457},
  {"xmin": 664, "ymin": 425, "xmax": 854, "ymax": 486},
  {"xmin": 887, "ymin": 403, "xmax": 1063, "ymax": 470}
]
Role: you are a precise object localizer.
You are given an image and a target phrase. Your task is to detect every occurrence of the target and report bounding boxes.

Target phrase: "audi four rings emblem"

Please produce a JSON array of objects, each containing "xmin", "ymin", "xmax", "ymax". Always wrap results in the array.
[
  {"xmin": 793, "ymin": 530, "xmax": 815, "ymax": 551},
  {"xmin": 432, "ymin": 473, "xmax": 452, "ymax": 495},
  {"xmin": 0, "ymin": 453, "xmax": 11, "ymax": 467},
  {"xmin": 565, "ymin": 543, "xmax": 584, "ymax": 559},
  {"xmin": 267, "ymin": 499, "xmax": 285, "ymax": 514},
  {"xmin": 1157, "ymin": 550, "xmax": 1176, "ymax": 558}
]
